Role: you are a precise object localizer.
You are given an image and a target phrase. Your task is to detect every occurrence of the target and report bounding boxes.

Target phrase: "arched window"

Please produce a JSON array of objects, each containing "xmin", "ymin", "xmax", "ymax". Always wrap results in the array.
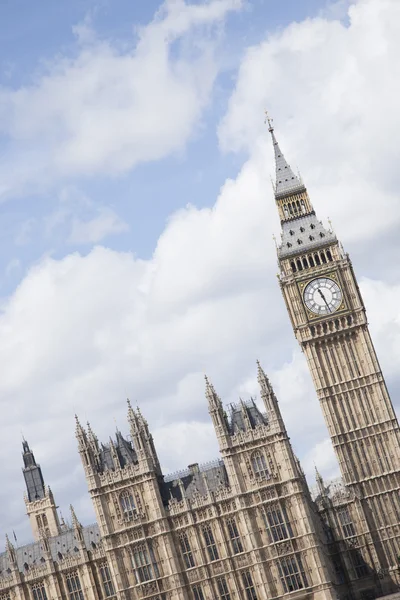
[
  {"xmin": 251, "ymin": 451, "xmax": 269, "ymax": 480},
  {"xmin": 120, "ymin": 490, "xmax": 136, "ymax": 521}
]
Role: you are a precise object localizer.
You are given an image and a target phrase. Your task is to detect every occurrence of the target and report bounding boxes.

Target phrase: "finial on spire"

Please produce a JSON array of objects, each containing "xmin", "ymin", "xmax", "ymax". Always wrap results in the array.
[{"xmin": 264, "ymin": 109, "xmax": 274, "ymax": 132}]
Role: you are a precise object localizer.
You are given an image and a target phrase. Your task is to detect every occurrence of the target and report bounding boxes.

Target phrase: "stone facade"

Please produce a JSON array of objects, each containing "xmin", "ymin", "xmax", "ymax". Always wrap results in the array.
[{"xmin": 0, "ymin": 122, "xmax": 399, "ymax": 600}]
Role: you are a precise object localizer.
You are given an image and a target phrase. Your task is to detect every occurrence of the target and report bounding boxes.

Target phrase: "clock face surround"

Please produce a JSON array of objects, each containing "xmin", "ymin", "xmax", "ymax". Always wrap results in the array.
[{"xmin": 303, "ymin": 277, "xmax": 342, "ymax": 316}]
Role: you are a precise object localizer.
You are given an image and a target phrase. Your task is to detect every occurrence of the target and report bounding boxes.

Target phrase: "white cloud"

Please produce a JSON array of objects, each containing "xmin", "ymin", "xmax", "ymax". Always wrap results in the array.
[
  {"xmin": 219, "ymin": 0, "xmax": 400, "ymax": 245},
  {"xmin": 0, "ymin": 0, "xmax": 242, "ymax": 199},
  {"xmin": 69, "ymin": 208, "xmax": 129, "ymax": 244}
]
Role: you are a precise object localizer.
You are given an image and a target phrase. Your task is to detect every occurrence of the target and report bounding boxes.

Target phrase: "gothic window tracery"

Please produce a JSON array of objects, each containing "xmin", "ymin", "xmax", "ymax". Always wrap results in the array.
[
  {"xmin": 217, "ymin": 578, "xmax": 231, "ymax": 600},
  {"xmin": 31, "ymin": 582, "xmax": 48, "ymax": 600},
  {"xmin": 202, "ymin": 524, "xmax": 219, "ymax": 561},
  {"xmin": 120, "ymin": 490, "xmax": 136, "ymax": 521},
  {"xmin": 263, "ymin": 505, "xmax": 293, "ymax": 542},
  {"xmin": 192, "ymin": 585, "xmax": 205, "ymax": 600},
  {"xmin": 130, "ymin": 543, "xmax": 159, "ymax": 583},
  {"xmin": 241, "ymin": 571, "xmax": 257, "ymax": 600},
  {"xmin": 178, "ymin": 532, "xmax": 195, "ymax": 569},
  {"xmin": 277, "ymin": 554, "xmax": 308, "ymax": 593},
  {"xmin": 337, "ymin": 508, "xmax": 356, "ymax": 538},
  {"xmin": 65, "ymin": 571, "xmax": 84, "ymax": 600},
  {"xmin": 251, "ymin": 451, "xmax": 269, "ymax": 480},
  {"xmin": 99, "ymin": 562, "xmax": 115, "ymax": 598},
  {"xmin": 226, "ymin": 518, "xmax": 243, "ymax": 554}
]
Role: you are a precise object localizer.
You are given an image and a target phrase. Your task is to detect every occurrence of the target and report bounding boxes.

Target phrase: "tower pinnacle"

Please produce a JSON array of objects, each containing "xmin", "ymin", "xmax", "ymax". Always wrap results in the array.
[{"xmin": 265, "ymin": 114, "xmax": 305, "ymax": 199}]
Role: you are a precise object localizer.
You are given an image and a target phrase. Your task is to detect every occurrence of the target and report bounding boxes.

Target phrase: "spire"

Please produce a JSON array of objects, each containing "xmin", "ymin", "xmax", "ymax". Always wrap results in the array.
[
  {"xmin": 22, "ymin": 440, "xmax": 45, "ymax": 502},
  {"xmin": 5, "ymin": 534, "xmax": 16, "ymax": 565},
  {"xmin": 266, "ymin": 114, "xmax": 305, "ymax": 199},
  {"xmin": 70, "ymin": 504, "xmax": 82, "ymax": 529},
  {"xmin": 257, "ymin": 361, "xmax": 285, "ymax": 432},
  {"xmin": 205, "ymin": 375, "xmax": 230, "ymax": 444},
  {"xmin": 205, "ymin": 375, "xmax": 222, "ymax": 410},
  {"xmin": 315, "ymin": 465, "xmax": 326, "ymax": 497},
  {"xmin": 75, "ymin": 415, "xmax": 88, "ymax": 447}
]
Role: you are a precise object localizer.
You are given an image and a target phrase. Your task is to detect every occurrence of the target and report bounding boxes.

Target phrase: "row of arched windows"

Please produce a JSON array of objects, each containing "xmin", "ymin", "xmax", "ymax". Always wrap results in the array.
[
  {"xmin": 290, "ymin": 248, "xmax": 333, "ymax": 273},
  {"xmin": 283, "ymin": 199, "xmax": 307, "ymax": 219}
]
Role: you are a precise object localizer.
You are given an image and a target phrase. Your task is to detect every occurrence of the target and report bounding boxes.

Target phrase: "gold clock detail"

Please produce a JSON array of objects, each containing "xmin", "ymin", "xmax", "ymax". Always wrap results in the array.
[{"xmin": 303, "ymin": 277, "xmax": 342, "ymax": 316}]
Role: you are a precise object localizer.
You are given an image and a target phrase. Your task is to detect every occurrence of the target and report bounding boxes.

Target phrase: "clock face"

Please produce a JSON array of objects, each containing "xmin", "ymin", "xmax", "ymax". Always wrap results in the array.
[{"xmin": 303, "ymin": 277, "xmax": 342, "ymax": 315}]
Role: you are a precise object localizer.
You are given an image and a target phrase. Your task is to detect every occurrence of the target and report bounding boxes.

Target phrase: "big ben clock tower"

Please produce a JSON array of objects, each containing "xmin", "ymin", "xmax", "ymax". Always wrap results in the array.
[{"xmin": 268, "ymin": 116, "xmax": 400, "ymax": 581}]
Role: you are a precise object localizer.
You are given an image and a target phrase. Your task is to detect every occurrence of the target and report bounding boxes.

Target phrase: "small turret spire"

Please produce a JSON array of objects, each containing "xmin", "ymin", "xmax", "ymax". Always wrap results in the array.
[
  {"xmin": 70, "ymin": 504, "xmax": 82, "ymax": 529},
  {"xmin": 22, "ymin": 440, "xmax": 45, "ymax": 502},
  {"xmin": 257, "ymin": 361, "xmax": 285, "ymax": 432},
  {"xmin": 205, "ymin": 375, "xmax": 222, "ymax": 409},
  {"xmin": 315, "ymin": 465, "xmax": 326, "ymax": 496}
]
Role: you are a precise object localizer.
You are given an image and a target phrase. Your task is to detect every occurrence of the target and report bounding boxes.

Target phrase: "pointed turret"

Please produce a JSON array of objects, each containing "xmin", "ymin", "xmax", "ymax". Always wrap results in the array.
[
  {"xmin": 22, "ymin": 440, "xmax": 45, "ymax": 502},
  {"xmin": 205, "ymin": 375, "xmax": 230, "ymax": 446},
  {"xmin": 315, "ymin": 466, "xmax": 326, "ymax": 497},
  {"xmin": 75, "ymin": 415, "xmax": 87, "ymax": 448},
  {"xmin": 267, "ymin": 116, "xmax": 305, "ymax": 200},
  {"xmin": 22, "ymin": 441, "xmax": 61, "ymax": 541},
  {"xmin": 5, "ymin": 534, "xmax": 17, "ymax": 566},
  {"xmin": 127, "ymin": 402, "xmax": 161, "ymax": 474},
  {"xmin": 266, "ymin": 116, "xmax": 336, "ymax": 264},
  {"xmin": 257, "ymin": 361, "xmax": 285, "ymax": 432},
  {"xmin": 70, "ymin": 505, "xmax": 85, "ymax": 547},
  {"xmin": 205, "ymin": 375, "xmax": 222, "ymax": 410},
  {"xmin": 70, "ymin": 504, "xmax": 81, "ymax": 529},
  {"xmin": 87, "ymin": 422, "xmax": 99, "ymax": 452}
]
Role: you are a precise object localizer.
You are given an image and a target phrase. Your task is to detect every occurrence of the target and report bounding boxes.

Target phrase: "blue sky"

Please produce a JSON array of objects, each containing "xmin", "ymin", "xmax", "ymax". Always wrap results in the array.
[
  {"xmin": 0, "ymin": 0, "xmax": 332, "ymax": 290},
  {"xmin": 2, "ymin": 0, "xmax": 400, "ymax": 543}
]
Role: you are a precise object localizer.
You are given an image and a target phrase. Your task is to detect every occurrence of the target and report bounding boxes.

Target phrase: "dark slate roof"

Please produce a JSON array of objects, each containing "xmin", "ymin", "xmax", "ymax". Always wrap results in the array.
[
  {"xmin": 228, "ymin": 399, "xmax": 268, "ymax": 434},
  {"xmin": 162, "ymin": 460, "xmax": 229, "ymax": 503},
  {"xmin": 271, "ymin": 129, "xmax": 306, "ymax": 199},
  {"xmin": 98, "ymin": 431, "xmax": 137, "ymax": 473},
  {"xmin": 0, "ymin": 525, "xmax": 101, "ymax": 574},
  {"xmin": 278, "ymin": 213, "xmax": 337, "ymax": 259}
]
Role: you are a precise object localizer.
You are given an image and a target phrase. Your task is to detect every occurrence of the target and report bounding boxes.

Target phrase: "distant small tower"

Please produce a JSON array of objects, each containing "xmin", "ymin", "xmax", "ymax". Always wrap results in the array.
[{"xmin": 22, "ymin": 440, "xmax": 61, "ymax": 541}]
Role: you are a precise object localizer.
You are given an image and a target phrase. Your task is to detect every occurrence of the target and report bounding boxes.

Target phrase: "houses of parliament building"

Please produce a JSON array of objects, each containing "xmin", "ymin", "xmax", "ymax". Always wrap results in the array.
[{"xmin": 1, "ymin": 121, "xmax": 400, "ymax": 600}]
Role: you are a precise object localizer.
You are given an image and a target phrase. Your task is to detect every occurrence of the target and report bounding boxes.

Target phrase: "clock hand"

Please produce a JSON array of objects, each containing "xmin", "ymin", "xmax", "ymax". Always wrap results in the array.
[{"xmin": 317, "ymin": 288, "xmax": 331, "ymax": 313}]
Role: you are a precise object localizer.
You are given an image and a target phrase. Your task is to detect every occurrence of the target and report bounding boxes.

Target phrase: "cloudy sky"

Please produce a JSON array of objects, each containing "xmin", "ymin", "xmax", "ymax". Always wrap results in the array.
[{"xmin": 1, "ymin": 0, "xmax": 400, "ymax": 544}]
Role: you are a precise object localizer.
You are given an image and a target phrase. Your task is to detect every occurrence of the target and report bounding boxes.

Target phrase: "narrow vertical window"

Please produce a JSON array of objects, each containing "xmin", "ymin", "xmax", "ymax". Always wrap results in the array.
[
  {"xmin": 251, "ymin": 451, "xmax": 269, "ymax": 480},
  {"xmin": 277, "ymin": 554, "xmax": 308, "ymax": 593},
  {"xmin": 120, "ymin": 490, "xmax": 136, "ymax": 521},
  {"xmin": 202, "ymin": 524, "xmax": 219, "ymax": 561},
  {"xmin": 99, "ymin": 562, "xmax": 115, "ymax": 598},
  {"xmin": 241, "ymin": 571, "xmax": 257, "ymax": 600},
  {"xmin": 217, "ymin": 578, "xmax": 231, "ymax": 600},
  {"xmin": 65, "ymin": 572, "xmax": 84, "ymax": 600},
  {"xmin": 179, "ymin": 532, "xmax": 195, "ymax": 569},
  {"xmin": 350, "ymin": 550, "xmax": 369, "ymax": 578},
  {"xmin": 226, "ymin": 518, "xmax": 243, "ymax": 554},
  {"xmin": 192, "ymin": 585, "xmax": 205, "ymax": 600},
  {"xmin": 338, "ymin": 508, "xmax": 356, "ymax": 538}
]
